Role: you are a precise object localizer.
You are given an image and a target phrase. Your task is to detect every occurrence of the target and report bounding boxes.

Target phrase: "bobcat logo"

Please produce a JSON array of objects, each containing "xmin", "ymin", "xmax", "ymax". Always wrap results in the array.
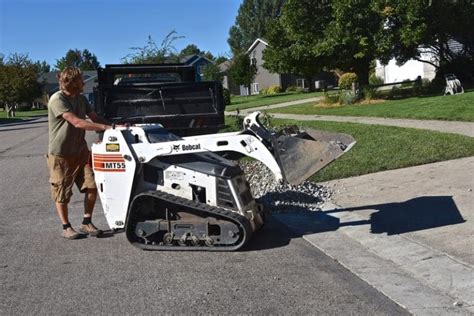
[{"xmin": 173, "ymin": 144, "xmax": 180, "ymax": 151}]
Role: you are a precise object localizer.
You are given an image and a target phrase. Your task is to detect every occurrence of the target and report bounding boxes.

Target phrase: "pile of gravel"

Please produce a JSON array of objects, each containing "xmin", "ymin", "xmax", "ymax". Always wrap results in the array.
[{"xmin": 238, "ymin": 160, "xmax": 332, "ymax": 213}]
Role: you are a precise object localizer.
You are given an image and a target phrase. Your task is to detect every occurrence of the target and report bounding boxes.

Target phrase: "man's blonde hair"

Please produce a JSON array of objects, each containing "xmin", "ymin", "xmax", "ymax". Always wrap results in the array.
[{"xmin": 57, "ymin": 67, "xmax": 83, "ymax": 92}]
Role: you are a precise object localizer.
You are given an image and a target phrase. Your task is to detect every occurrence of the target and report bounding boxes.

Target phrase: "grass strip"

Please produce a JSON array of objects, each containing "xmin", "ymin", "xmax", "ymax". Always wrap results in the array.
[
  {"xmin": 0, "ymin": 109, "xmax": 48, "ymax": 124},
  {"xmin": 226, "ymin": 91, "xmax": 323, "ymax": 111},
  {"xmin": 269, "ymin": 90, "xmax": 474, "ymax": 122},
  {"xmin": 224, "ymin": 116, "xmax": 474, "ymax": 182}
]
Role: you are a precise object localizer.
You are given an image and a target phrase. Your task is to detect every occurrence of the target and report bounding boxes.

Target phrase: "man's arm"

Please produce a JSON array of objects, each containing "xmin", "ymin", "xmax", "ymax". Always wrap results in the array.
[
  {"xmin": 63, "ymin": 111, "xmax": 111, "ymax": 131},
  {"xmin": 87, "ymin": 111, "xmax": 111, "ymax": 125}
]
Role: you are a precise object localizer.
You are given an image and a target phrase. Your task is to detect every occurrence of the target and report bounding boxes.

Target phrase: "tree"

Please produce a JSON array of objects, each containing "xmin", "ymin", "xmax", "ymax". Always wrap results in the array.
[
  {"xmin": 122, "ymin": 31, "xmax": 184, "ymax": 64},
  {"xmin": 33, "ymin": 60, "xmax": 50, "ymax": 74},
  {"xmin": 202, "ymin": 63, "xmax": 223, "ymax": 82},
  {"xmin": 80, "ymin": 49, "xmax": 100, "ymax": 70},
  {"xmin": 228, "ymin": 0, "xmax": 285, "ymax": 54},
  {"xmin": 215, "ymin": 56, "xmax": 229, "ymax": 65},
  {"xmin": 55, "ymin": 49, "xmax": 100, "ymax": 71},
  {"xmin": 375, "ymin": 0, "xmax": 474, "ymax": 81},
  {"xmin": 178, "ymin": 44, "xmax": 215, "ymax": 62},
  {"xmin": 264, "ymin": 0, "xmax": 384, "ymax": 85},
  {"xmin": 229, "ymin": 53, "xmax": 257, "ymax": 94},
  {"xmin": 179, "ymin": 44, "xmax": 201, "ymax": 57},
  {"xmin": 0, "ymin": 53, "xmax": 42, "ymax": 116}
]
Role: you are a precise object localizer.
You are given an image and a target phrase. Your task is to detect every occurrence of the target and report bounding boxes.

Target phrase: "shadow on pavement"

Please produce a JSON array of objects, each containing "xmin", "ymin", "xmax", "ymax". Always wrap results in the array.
[
  {"xmin": 274, "ymin": 196, "xmax": 466, "ymax": 237},
  {"xmin": 243, "ymin": 218, "xmax": 298, "ymax": 251},
  {"xmin": 84, "ymin": 197, "xmax": 464, "ymax": 252}
]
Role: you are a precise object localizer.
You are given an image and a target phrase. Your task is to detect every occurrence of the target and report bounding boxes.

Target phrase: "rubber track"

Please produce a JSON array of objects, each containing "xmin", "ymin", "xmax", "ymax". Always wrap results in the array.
[{"xmin": 126, "ymin": 190, "xmax": 253, "ymax": 251}]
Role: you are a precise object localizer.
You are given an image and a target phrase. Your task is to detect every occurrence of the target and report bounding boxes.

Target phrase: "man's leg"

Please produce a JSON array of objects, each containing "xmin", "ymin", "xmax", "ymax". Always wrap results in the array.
[
  {"xmin": 80, "ymin": 188, "xmax": 103, "ymax": 236},
  {"xmin": 78, "ymin": 150, "xmax": 103, "ymax": 236},
  {"xmin": 83, "ymin": 188, "xmax": 97, "ymax": 219},
  {"xmin": 55, "ymin": 202, "xmax": 80, "ymax": 239},
  {"xmin": 55, "ymin": 202, "xmax": 70, "ymax": 224},
  {"xmin": 48, "ymin": 154, "xmax": 79, "ymax": 240}
]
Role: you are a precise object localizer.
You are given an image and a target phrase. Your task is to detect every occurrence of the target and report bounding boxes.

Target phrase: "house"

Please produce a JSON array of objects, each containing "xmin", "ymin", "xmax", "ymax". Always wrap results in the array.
[
  {"xmin": 375, "ymin": 52, "xmax": 437, "ymax": 84},
  {"xmin": 223, "ymin": 38, "xmax": 336, "ymax": 95},
  {"xmin": 375, "ymin": 39, "xmax": 465, "ymax": 84},
  {"xmin": 179, "ymin": 54, "xmax": 213, "ymax": 82},
  {"xmin": 218, "ymin": 60, "xmax": 241, "ymax": 95},
  {"xmin": 38, "ymin": 70, "xmax": 98, "ymax": 105}
]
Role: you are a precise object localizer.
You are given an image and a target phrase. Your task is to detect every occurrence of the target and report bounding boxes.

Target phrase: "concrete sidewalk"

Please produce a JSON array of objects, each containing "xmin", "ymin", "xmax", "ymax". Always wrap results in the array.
[
  {"xmin": 268, "ymin": 113, "xmax": 474, "ymax": 137},
  {"xmin": 276, "ymin": 157, "xmax": 474, "ymax": 315},
  {"xmin": 225, "ymin": 96, "xmax": 323, "ymax": 115},
  {"xmin": 226, "ymin": 100, "xmax": 474, "ymax": 137}
]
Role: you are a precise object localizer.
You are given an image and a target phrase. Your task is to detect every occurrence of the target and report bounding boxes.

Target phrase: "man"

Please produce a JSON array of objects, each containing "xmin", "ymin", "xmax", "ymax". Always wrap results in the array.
[{"xmin": 47, "ymin": 67, "xmax": 111, "ymax": 240}]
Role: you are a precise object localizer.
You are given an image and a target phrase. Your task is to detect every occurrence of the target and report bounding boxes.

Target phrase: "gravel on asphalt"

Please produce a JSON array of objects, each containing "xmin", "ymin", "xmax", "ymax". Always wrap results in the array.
[{"xmin": 238, "ymin": 160, "xmax": 332, "ymax": 213}]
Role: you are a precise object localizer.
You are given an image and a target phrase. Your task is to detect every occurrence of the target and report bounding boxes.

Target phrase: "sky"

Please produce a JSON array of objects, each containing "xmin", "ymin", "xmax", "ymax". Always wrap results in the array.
[{"xmin": 0, "ymin": 0, "xmax": 242, "ymax": 67}]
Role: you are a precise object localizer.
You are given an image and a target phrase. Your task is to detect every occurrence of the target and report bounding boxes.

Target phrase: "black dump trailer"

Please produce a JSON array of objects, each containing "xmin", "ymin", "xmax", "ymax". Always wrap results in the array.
[{"xmin": 94, "ymin": 64, "xmax": 225, "ymax": 136}]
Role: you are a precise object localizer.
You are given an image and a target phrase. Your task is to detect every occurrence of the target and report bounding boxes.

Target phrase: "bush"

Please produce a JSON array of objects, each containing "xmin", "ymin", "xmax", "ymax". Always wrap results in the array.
[
  {"xmin": 400, "ymin": 79, "xmax": 413, "ymax": 88},
  {"xmin": 387, "ymin": 85, "xmax": 414, "ymax": 99},
  {"xmin": 362, "ymin": 86, "xmax": 378, "ymax": 100},
  {"xmin": 266, "ymin": 85, "xmax": 282, "ymax": 95},
  {"xmin": 369, "ymin": 74, "xmax": 384, "ymax": 86},
  {"xmin": 259, "ymin": 110, "xmax": 274, "ymax": 128},
  {"xmin": 223, "ymin": 88, "xmax": 231, "ymax": 106},
  {"xmin": 323, "ymin": 91, "xmax": 340, "ymax": 104},
  {"xmin": 17, "ymin": 103, "xmax": 32, "ymax": 111},
  {"xmin": 339, "ymin": 72, "xmax": 358, "ymax": 90},
  {"xmin": 260, "ymin": 87, "xmax": 269, "ymax": 95},
  {"xmin": 286, "ymin": 85, "xmax": 297, "ymax": 92},
  {"xmin": 340, "ymin": 90, "xmax": 359, "ymax": 105}
]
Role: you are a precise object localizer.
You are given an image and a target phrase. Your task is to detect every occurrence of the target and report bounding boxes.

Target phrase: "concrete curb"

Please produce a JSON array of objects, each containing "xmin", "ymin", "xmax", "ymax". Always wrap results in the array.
[
  {"xmin": 274, "ymin": 157, "xmax": 474, "ymax": 315},
  {"xmin": 275, "ymin": 207, "xmax": 473, "ymax": 315}
]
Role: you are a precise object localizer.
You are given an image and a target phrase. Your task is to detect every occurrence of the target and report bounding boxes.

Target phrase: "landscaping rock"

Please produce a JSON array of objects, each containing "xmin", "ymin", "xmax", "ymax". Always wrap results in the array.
[{"xmin": 238, "ymin": 160, "xmax": 332, "ymax": 213}]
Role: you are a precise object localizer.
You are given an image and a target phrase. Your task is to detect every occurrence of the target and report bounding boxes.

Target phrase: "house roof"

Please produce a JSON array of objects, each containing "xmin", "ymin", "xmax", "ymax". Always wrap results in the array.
[
  {"xmin": 218, "ymin": 60, "xmax": 232, "ymax": 72},
  {"xmin": 39, "ymin": 70, "xmax": 97, "ymax": 84},
  {"xmin": 38, "ymin": 70, "xmax": 98, "ymax": 95},
  {"xmin": 180, "ymin": 54, "xmax": 213, "ymax": 65},
  {"xmin": 246, "ymin": 38, "xmax": 269, "ymax": 54}
]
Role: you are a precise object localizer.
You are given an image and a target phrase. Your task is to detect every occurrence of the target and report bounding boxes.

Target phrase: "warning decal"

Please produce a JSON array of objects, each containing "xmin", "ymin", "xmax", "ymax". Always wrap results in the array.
[{"xmin": 93, "ymin": 154, "xmax": 126, "ymax": 172}]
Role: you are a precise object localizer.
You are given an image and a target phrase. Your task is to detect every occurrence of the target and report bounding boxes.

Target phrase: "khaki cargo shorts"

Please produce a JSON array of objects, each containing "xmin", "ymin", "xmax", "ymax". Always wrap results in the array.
[{"xmin": 46, "ymin": 149, "xmax": 97, "ymax": 203}]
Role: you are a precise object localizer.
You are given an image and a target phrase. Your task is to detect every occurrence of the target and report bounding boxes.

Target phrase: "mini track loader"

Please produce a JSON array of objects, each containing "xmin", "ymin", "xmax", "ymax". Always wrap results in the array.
[{"xmin": 91, "ymin": 64, "xmax": 355, "ymax": 251}]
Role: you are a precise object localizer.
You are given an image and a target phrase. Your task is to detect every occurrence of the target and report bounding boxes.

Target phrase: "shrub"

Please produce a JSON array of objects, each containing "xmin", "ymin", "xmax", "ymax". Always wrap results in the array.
[
  {"xmin": 223, "ymin": 88, "xmax": 231, "ymax": 106},
  {"xmin": 387, "ymin": 85, "xmax": 413, "ymax": 99},
  {"xmin": 17, "ymin": 103, "xmax": 32, "ymax": 111},
  {"xmin": 362, "ymin": 86, "xmax": 378, "ymax": 100},
  {"xmin": 286, "ymin": 85, "xmax": 297, "ymax": 92},
  {"xmin": 369, "ymin": 74, "xmax": 384, "ymax": 86},
  {"xmin": 266, "ymin": 85, "xmax": 282, "ymax": 95},
  {"xmin": 233, "ymin": 113, "xmax": 244, "ymax": 130},
  {"xmin": 323, "ymin": 91, "xmax": 340, "ymax": 104},
  {"xmin": 259, "ymin": 110, "xmax": 274, "ymax": 128},
  {"xmin": 340, "ymin": 90, "xmax": 360, "ymax": 105},
  {"xmin": 400, "ymin": 79, "xmax": 413, "ymax": 88},
  {"xmin": 339, "ymin": 72, "xmax": 358, "ymax": 90}
]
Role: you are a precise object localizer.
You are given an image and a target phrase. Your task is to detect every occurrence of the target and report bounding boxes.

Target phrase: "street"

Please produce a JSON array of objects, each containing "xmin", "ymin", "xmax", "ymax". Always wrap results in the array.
[{"xmin": 0, "ymin": 117, "xmax": 408, "ymax": 314}]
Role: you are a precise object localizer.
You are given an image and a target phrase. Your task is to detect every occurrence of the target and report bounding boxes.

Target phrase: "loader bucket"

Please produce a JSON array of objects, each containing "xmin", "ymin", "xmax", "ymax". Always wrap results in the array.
[{"xmin": 273, "ymin": 129, "xmax": 356, "ymax": 185}]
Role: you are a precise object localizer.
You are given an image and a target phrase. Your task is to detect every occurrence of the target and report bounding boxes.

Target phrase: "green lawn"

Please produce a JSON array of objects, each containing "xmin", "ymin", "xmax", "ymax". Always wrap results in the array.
[
  {"xmin": 0, "ymin": 109, "xmax": 47, "ymax": 124},
  {"xmin": 226, "ymin": 91, "xmax": 324, "ymax": 111},
  {"xmin": 224, "ymin": 116, "xmax": 474, "ymax": 182},
  {"xmin": 269, "ymin": 90, "xmax": 474, "ymax": 122}
]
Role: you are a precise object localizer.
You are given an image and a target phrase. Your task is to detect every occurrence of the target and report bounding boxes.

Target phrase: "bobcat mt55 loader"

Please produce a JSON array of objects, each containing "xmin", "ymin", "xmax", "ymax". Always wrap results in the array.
[{"xmin": 91, "ymin": 64, "xmax": 355, "ymax": 251}]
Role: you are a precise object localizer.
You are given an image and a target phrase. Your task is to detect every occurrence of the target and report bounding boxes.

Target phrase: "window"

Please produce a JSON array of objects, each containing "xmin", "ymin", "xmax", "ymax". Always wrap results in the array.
[
  {"xmin": 197, "ymin": 65, "xmax": 205, "ymax": 77},
  {"xmin": 251, "ymin": 83, "xmax": 259, "ymax": 94},
  {"xmin": 251, "ymin": 51, "xmax": 257, "ymax": 66},
  {"xmin": 296, "ymin": 79, "xmax": 307, "ymax": 89}
]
